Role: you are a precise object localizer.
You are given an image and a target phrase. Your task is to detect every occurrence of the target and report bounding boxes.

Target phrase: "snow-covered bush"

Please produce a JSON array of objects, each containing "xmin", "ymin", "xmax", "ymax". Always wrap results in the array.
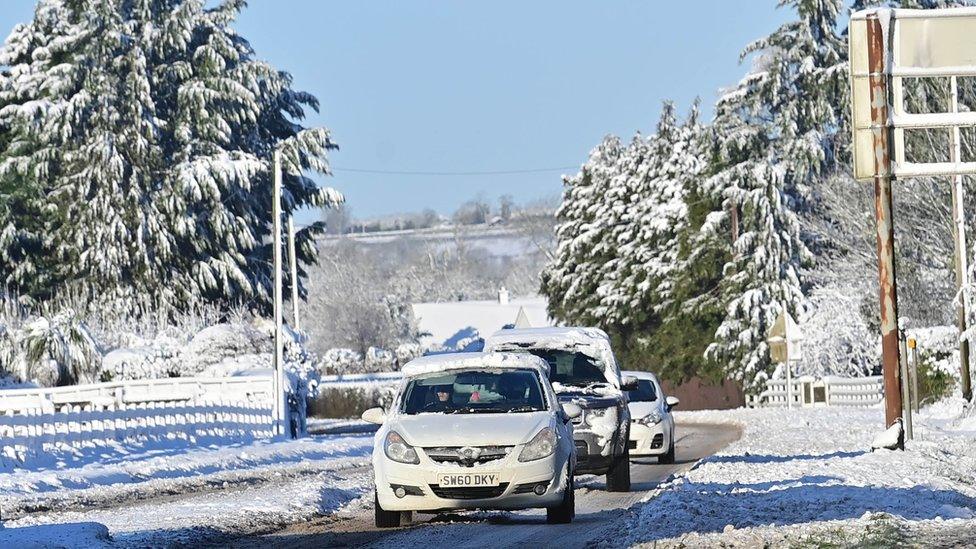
[
  {"xmin": 907, "ymin": 326, "xmax": 959, "ymax": 404},
  {"xmin": 101, "ymin": 343, "xmax": 182, "ymax": 381},
  {"xmin": 0, "ymin": 311, "xmax": 102, "ymax": 387},
  {"xmin": 394, "ymin": 342, "xmax": 424, "ymax": 365}
]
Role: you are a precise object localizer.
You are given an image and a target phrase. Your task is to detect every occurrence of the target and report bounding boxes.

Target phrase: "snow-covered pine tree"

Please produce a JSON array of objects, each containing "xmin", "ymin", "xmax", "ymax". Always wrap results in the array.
[
  {"xmin": 620, "ymin": 103, "xmax": 728, "ymax": 382},
  {"xmin": 607, "ymin": 102, "xmax": 704, "ymax": 331},
  {"xmin": 703, "ymin": 0, "xmax": 847, "ymax": 392},
  {"xmin": 541, "ymin": 135, "xmax": 623, "ymax": 326},
  {"xmin": 0, "ymin": 0, "xmax": 340, "ymax": 312}
]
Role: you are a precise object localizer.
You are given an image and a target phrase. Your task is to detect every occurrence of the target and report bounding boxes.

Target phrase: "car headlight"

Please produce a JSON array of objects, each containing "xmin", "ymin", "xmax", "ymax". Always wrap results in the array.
[
  {"xmin": 583, "ymin": 406, "xmax": 613, "ymax": 428},
  {"xmin": 384, "ymin": 431, "xmax": 419, "ymax": 464},
  {"xmin": 518, "ymin": 427, "xmax": 557, "ymax": 462},
  {"xmin": 635, "ymin": 410, "xmax": 663, "ymax": 425}
]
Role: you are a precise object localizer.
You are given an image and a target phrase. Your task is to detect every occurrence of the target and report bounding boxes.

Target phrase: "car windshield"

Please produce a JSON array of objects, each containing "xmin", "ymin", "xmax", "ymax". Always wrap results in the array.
[
  {"xmin": 627, "ymin": 380, "xmax": 658, "ymax": 402},
  {"xmin": 400, "ymin": 368, "xmax": 547, "ymax": 415},
  {"xmin": 525, "ymin": 349, "xmax": 607, "ymax": 387}
]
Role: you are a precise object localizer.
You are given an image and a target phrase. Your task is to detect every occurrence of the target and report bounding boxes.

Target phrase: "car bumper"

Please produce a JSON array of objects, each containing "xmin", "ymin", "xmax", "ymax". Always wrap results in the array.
[
  {"xmin": 571, "ymin": 428, "xmax": 622, "ymax": 474},
  {"xmin": 629, "ymin": 421, "xmax": 669, "ymax": 457},
  {"xmin": 374, "ymin": 450, "xmax": 572, "ymax": 512}
]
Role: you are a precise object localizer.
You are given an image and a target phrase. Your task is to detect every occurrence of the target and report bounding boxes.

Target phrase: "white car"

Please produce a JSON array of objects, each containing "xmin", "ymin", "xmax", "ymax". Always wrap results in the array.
[
  {"xmin": 361, "ymin": 352, "xmax": 580, "ymax": 528},
  {"xmin": 622, "ymin": 370, "xmax": 679, "ymax": 462},
  {"xmin": 484, "ymin": 327, "xmax": 636, "ymax": 492}
]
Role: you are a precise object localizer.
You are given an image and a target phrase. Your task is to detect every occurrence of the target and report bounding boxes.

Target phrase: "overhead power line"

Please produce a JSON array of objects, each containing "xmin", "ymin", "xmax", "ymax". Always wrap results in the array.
[{"xmin": 332, "ymin": 165, "xmax": 578, "ymax": 176}]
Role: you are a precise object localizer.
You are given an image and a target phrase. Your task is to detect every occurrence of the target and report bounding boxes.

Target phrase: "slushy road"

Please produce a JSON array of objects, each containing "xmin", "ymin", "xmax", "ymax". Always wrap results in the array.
[{"xmin": 235, "ymin": 422, "xmax": 741, "ymax": 549}]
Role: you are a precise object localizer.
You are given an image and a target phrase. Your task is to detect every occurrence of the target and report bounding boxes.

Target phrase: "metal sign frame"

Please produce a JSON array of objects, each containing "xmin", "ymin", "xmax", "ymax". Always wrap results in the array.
[
  {"xmin": 851, "ymin": 7, "xmax": 976, "ymax": 179},
  {"xmin": 849, "ymin": 8, "xmax": 976, "ymax": 441}
]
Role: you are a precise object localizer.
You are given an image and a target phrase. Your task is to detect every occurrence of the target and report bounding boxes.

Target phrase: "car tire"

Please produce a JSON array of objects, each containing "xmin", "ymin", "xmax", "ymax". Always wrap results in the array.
[
  {"xmin": 606, "ymin": 444, "xmax": 631, "ymax": 492},
  {"xmin": 374, "ymin": 491, "xmax": 402, "ymax": 528},
  {"xmin": 547, "ymin": 468, "xmax": 575, "ymax": 524},
  {"xmin": 658, "ymin": 434, "xmax": 676, "ymax": 464}
]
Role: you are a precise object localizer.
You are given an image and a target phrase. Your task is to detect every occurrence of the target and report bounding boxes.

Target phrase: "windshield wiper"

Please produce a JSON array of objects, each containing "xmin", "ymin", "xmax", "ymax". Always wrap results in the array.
[
  {"xmin": 563, "ymin": 381, "xmax": 607, "ymax": 390},
  {"xmin": 448, "ymin": 407, "xmax": 506, "ymax": 414},
  {"xmin": 505, "ymin": 406, "xmax": 541, "ymax": 413}
]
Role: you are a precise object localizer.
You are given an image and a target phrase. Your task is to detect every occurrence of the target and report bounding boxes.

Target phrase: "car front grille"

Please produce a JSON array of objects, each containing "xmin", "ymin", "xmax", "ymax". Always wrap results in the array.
[
  {"xmin": 651, "ymin": 433, "xmax": 664, "ymax": 449},
  {"xmin": 423, "ymin": 446, "xmax": 512, "ymax": 467},
  {"xmin": 430, "ymin": 483, "xmax": 510, "ymax": 500}
]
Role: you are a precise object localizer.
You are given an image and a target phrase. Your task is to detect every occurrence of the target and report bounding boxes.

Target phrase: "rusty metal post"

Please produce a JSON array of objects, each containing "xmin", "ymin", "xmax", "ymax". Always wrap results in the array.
[
  {"xmin": 866, "ymin": 14, "xmax": 904, "ymax": 446},
  {"xmin": 949, "ymin": 76, "xmax": 972, "ymax": 402}
]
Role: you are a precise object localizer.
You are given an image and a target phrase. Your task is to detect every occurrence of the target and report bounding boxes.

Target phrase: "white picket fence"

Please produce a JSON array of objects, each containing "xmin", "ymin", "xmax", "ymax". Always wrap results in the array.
[
  {"xmin": 748, "ymin": 375, "xmax": 884, "ymax": 408},
  {"xmin": 0, "ymin": 376, "xmax": 274, "ymax": 463}
]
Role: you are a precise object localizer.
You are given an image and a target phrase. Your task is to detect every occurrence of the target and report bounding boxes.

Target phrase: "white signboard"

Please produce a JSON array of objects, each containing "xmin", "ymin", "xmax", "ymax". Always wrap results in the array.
[
  {"xmin": 850, "ymin": 8, "xmax": 976, "ymax": 180},
  {"xmin": 767, "ymin": 310, "xmax": 803, "ymax": 363}
]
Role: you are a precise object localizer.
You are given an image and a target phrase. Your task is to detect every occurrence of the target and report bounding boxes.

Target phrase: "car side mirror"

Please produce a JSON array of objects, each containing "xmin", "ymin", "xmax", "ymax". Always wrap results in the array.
[
  {"xmin": 620, "ymin": 375, "xmax": 638, "ymax": 392},
  {"xmin": 665, "ymin": 396, "xmax": 680, "ymax": 409},
  {"xmin": 361, "ymin": 407, "xmax": 386, "ymax": 425},
  {"xmin": 561, "ymin": 402, "xmax": 583, "ymax": 421}
]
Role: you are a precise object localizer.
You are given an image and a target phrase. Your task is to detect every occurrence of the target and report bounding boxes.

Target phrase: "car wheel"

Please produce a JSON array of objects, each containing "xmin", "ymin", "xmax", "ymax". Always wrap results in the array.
[
  {"xmin": 547, "ymin": 468, "xmax": 575, "ymax": 524},
  {"xmin": 606, "ymin": 444, "xmax": 631, "ymax": 492},
  {"xmin": 658, "ymin": 429, "xmax": 676, "ymax": 464},
  {"xmin": 374, "ymin": 491, "xmax": 402, "ymax": 528}
]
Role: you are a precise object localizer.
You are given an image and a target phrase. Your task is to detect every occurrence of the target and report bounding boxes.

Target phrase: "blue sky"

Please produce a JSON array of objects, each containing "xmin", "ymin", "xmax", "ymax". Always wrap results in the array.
[{"xmin": 1, "ymin": 1, "xmax": 792, "ymax": 221}]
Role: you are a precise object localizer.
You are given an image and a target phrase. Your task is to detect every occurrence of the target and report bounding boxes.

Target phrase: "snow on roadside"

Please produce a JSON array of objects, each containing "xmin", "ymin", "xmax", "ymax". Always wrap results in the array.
[
  {"xmin": 622, "ymin": 403, "xmax": 976, "ymax": 547},
  {"xmin": 0, "ymin": 433, "xmax": 373, "ymax": 546}
]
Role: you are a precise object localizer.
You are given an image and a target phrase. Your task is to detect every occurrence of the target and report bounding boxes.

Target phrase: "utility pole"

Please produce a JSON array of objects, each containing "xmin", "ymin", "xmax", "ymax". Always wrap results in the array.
[
  {"xmin": 866, "ymin": 13, "xmax": 904, "ymax": 447},
  {"xmin": 272, "ymin": 150, "xmax": 286, "ymax": 437},
  {"xmin": 288, "ymin": 216, "xmax": 301, "ymax": 332},
  {"xmin": 950, "ymin": 76, "xmax": 972, "ymax": 402}
]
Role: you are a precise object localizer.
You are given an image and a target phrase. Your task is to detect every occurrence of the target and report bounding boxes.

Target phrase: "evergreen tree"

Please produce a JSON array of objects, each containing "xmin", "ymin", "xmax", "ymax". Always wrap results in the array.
[
  {"xmin": 0, "ymin": 0, "xmax": 340, "ymax": 312},
  {"xmin": 611, "ymin": 102, "xmax": 704, "ymax": 326},
  {"xmin": 702, "ymin": 0, "xmax": 846, "ymax": 391},
  {"xmin": 542, "ymin": 135, "xmax": 622, "ymax": 326}
]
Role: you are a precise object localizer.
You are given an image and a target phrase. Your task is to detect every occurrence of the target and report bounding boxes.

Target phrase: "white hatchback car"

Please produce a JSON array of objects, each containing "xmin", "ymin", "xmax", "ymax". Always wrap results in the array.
[
  {"xmin": 362, "ymin": 352, "xmax": 580, "ymax": 528},
  {"xmin": 622, "ymin": 370, "xmax": 679, "ymax": 462}
]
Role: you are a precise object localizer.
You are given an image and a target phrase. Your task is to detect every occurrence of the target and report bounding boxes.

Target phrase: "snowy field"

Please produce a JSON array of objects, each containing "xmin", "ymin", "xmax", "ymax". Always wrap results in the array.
[{"xmin": 622, "ymin": 403, "xmax": 976, "ymax": 547}]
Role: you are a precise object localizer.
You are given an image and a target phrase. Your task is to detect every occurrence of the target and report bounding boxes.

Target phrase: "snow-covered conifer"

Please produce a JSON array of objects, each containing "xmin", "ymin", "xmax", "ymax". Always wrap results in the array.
[
  {"xmin": 0, "ymin": 0, "xmax": 340, "ymax": 312},
  {"xmin": 702, "ymin": 0, "xmax": 846, "ymax": 391},
  {"xmin": 541, "ymin": 135, "xmax": 623, "ymax": 326}
]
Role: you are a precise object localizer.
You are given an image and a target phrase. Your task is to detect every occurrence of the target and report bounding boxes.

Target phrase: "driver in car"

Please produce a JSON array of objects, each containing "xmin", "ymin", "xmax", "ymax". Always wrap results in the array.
[{"xmin": 424, "ymin": 384, "xmax": 455, "ymax": 411}]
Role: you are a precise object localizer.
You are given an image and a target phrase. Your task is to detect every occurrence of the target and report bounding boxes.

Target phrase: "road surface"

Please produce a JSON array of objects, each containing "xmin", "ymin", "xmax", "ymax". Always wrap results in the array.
[{"xmin": 233, "ymin": 422, "xmax": 740, "ymax": 549}]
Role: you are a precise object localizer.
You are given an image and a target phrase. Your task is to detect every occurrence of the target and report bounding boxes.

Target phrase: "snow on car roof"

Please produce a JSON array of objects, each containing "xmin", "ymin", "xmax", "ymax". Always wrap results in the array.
[
  {"xmin": 400, "ymin": 352, "xmax": 550, "ymax": 378},
  {"xmin": 622, "ymin": 370, "xmax": 662, "ymax": 382},
  {"xmin": 483, "ymin": 326, "xmax": 621, "ymax": 388},
  {"xmin": 483, "ymin": 326, "xmax": 611, "ymax": 347}
]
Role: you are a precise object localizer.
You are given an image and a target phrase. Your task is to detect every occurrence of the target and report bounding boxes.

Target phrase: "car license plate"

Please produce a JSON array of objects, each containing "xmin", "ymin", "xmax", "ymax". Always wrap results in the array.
[{"xmin": 436, "ymin": 473, "xmax": 500, "ymax": 488}]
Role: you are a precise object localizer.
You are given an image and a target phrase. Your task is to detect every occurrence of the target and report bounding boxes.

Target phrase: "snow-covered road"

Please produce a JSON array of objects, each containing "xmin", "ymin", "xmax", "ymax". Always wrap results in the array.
[{"xmin": 229, "ymin": 423, "xmax": 741, "ymax": 549}]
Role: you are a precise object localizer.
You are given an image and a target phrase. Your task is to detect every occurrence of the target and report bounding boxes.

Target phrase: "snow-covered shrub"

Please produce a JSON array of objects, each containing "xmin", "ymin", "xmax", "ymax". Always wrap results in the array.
[
  {"xmin": 101, "ymin": 344, "xmax": 182, "ymax": 381},
  {"xmin": 364, "ymin": 347, "xmax": 395, "ymax": 371},
  {"xmin": 395, "ymin": 342, "xmax": 424, "ymax": 365},
  {"xmin": 4, "ymin": 311, "xmax": 102, "ymax": 387},
  {"xmin": 319, "ymin": 348, "xmax": 363, "ymax": 375},
  {"xmin": 179, "ymin": 322, "xmax": 272, "ymax": 375},
  {"xmin": 794, "ymin": 273, "xmax": 878, "ymax": 379},
  {"xmin": 908, "ymin": 326, "xmax": 959, "ymax": 404}
]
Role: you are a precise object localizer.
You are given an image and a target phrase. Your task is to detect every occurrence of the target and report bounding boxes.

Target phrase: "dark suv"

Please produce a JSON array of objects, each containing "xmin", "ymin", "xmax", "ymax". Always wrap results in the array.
[{"xmin": 484, "ymin": 327, "xmax": 637, "ymax": 491}]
